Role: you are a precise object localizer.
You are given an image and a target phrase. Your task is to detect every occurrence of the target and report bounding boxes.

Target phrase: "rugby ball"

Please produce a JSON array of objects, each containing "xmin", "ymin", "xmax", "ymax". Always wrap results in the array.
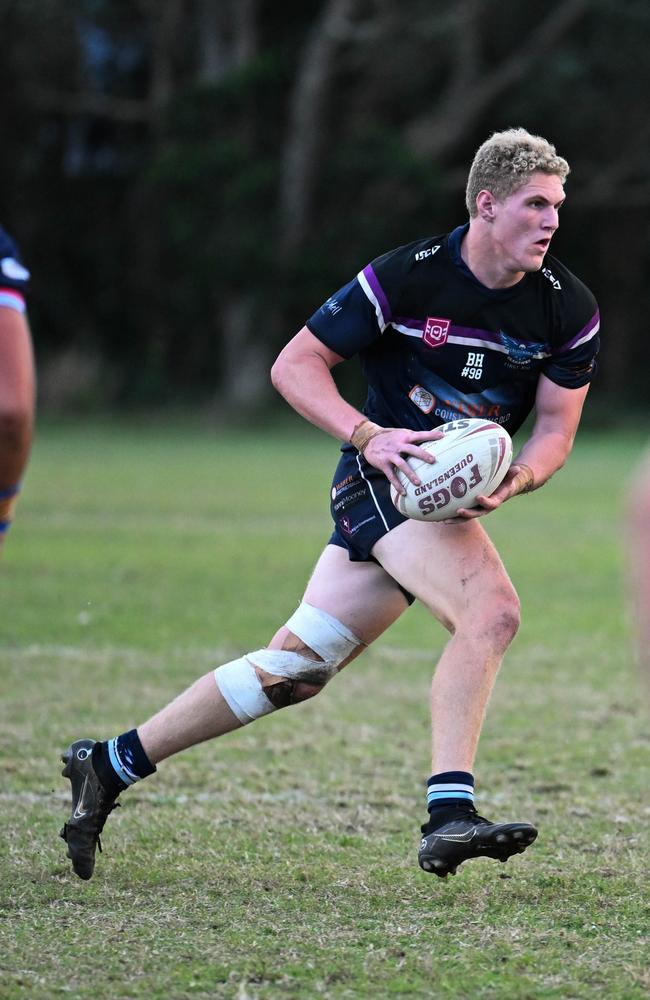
[{"xmin": 390, "ymin": 419, "xmax": 512, "ymax": 521}]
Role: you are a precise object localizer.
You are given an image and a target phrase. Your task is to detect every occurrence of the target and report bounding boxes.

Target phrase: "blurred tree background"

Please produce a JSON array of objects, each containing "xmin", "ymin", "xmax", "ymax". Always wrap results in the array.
[{"xmin": 1, "ymin": 0, "xmax": 648, "ymax": 415}]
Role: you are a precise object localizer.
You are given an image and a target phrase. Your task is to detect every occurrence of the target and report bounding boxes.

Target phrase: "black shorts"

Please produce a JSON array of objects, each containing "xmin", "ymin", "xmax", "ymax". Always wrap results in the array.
[{"xmin": 328, "ymin": 445, "xmax": 415, "ymax": 604}]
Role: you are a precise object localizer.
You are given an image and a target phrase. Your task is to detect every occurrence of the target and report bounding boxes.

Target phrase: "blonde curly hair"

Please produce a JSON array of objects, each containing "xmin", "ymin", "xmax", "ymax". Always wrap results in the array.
[{"xmin": 465, "ymin": 128, "xmax": 570, "ymax": 217}]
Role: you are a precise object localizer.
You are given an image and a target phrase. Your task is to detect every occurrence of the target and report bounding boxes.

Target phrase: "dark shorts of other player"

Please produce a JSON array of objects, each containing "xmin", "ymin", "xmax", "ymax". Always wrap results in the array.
[{"xmin": 328, "ymin": 444, "xmax": 415, "ymax": 605}]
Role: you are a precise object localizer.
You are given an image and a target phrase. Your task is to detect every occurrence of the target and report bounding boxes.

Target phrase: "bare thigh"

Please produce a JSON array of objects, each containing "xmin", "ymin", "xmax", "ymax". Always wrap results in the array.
[
  {"xmin": 371, "ymin": 517, "xmax": 516, "ymax": 632},
  {"xmin": 0, "ymin": 311, "xmax": 34, "ymax": 408},
  {"xmin": 269, "ymin": 543, "xmax": 410, "ymax": 650}
]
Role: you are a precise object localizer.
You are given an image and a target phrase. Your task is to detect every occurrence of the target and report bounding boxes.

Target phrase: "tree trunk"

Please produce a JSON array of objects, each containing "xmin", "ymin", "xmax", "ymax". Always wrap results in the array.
[
  {"xmin": 405, "ymin": 0, "xmax": 590, "ymax": 161},
  {"xmin": 278, "ymin": 0, "xmax": 355, "ymax": 258}
]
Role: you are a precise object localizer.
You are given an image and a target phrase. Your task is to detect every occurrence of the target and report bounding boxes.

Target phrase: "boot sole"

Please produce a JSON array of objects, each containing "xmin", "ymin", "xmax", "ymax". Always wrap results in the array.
[{"xmin": 419, "ymin": 826, "xmax": 538, "ymax": 877}]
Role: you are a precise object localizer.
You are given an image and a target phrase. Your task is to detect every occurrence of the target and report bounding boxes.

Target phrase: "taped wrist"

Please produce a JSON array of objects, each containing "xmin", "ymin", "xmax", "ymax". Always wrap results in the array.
[
  {"xmin": 0, "ymin": 484, "xmax": 20, "ymax": 536},
  {"xmin": 214, "ymin": 602, "xmax": 362, "ymax": 725},
  {"xmin": 513, "ymin": 463, "xmax": 535, "ymax": 495},
  {"xmin": 350, "ymin": 419, "xmax": 390, "ymax": 456}
]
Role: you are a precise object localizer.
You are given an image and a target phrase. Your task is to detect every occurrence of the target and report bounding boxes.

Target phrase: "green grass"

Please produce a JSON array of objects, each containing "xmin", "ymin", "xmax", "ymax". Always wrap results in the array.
[{"xmin": 1, "ymin": 420, "xmax": 649, "ymax": 999}]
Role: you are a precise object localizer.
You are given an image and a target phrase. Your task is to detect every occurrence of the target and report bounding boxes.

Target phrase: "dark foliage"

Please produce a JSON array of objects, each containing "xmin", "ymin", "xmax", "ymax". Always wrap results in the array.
[{"xmin": 1, "ymin": 0, "xmax": 648, "ymax": 410}]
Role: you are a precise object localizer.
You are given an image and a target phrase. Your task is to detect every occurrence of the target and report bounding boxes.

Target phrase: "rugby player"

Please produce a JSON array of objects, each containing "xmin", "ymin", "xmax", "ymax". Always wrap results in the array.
[
  {"xmin": 0, "ymin": 227, "xmax": 34, "ymax": 552},
  {"xmin": 60, "ymin": 128, "xmax": 599, "ymax": 880}
]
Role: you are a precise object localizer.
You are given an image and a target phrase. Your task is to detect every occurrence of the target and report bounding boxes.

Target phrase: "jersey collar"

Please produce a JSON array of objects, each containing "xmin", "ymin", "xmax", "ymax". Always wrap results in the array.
[{"xmin": 447, "ymin": 224, "xmax": 527, "ymax": 300}]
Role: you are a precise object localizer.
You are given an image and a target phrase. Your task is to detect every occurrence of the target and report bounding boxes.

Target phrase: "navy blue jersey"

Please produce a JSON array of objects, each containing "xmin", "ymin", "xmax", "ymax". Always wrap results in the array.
[
  {"xmin": 307, "ymin": 225, "xmax": 599, "ymax": 436},
  {"xmin": 0, "ymin": 226, "xmax": 30, "ymax": 312}
]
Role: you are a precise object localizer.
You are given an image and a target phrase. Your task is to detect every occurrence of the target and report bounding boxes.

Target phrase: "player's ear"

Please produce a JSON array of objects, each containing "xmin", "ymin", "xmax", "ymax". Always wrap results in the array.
[{"xmin": 476, "ymin": 190, "xmax": 496, "ymax": 221}]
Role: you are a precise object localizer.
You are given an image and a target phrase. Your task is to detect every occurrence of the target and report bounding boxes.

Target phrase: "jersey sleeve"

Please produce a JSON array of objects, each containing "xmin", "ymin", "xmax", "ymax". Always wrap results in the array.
[
  {"xmin": 305, "ymin": 244, "xmax": 410, "ymax": 358},
  {"xmin": 542, "ymin": 283, "xmax": 600, "ymax": 389},
  {"xmin": 306, "ymin": 275, "xmax": 382, "ymax": 358},
  {"xmin": 0, "ymin": 227, "xmax": 30, "ymax": 313}
]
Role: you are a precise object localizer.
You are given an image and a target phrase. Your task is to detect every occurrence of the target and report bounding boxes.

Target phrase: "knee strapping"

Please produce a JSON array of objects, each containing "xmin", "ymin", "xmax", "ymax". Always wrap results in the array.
[{"xmin": 214, "ymin": 602, "xmax": 362, "ymax": 725}]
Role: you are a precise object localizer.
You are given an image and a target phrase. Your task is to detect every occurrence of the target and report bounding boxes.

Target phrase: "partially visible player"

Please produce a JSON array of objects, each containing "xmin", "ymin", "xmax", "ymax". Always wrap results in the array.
[
  {"xmin": 0, "ymin": 226, "xmax": 34, "ymax": 552},
  {"xmin": 58, "ymin": 128, "xmax": 600, "ymax": 882},
  {"xmin": 626, "ymin": 451, "xmax": 650, "ymax": 699}
]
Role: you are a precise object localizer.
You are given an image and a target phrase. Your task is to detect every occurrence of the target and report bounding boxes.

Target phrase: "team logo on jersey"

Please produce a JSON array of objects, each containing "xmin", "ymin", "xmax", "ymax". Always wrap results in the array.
[
  {"xmin": 499, "ymin": 332, "xmax": 547, "ymax": 369},
  {"xmin": 414, "ymin": 245, "xmax": 441, "ymax": 261},
  {"xmin": 409, "ymin": 385, "xmax": 435, "ymax": 413},
  {"xmin": 423, "ymin": 317, "xmax": 450, "ymax": 348},
  {"xmin": 542, "ymin": 267, "xmax": 561, "ymax": 290}
]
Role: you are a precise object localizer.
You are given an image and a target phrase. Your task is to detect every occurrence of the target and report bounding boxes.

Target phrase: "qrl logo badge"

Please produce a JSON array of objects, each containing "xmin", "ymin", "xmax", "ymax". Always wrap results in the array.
[{"xmin": 423, "ymin": 317, "xmax": 450, "ymax": 348}]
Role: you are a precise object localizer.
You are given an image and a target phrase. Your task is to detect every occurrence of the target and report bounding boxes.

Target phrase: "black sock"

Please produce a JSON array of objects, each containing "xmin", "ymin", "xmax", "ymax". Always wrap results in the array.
[
  {"xmin": 93, "ymin": 729, "xmax": 156, "ymax": 797},
  {"xmin": 426, "ymin": 770, "xmax": 475, "ymax": 814}
]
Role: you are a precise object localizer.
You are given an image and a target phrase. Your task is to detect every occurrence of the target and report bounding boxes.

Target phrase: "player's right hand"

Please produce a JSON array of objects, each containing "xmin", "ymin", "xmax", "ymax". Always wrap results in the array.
[{"xmin": 363, "ymin": 428, "xmax": 444, "ymax": 495}]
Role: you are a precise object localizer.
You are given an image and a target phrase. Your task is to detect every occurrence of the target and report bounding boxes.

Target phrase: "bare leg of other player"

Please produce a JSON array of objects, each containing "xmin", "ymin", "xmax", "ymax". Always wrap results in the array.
[
  {"xmin": 372, "ymin": 517, "xmax": 520, "ymax": 773},
  {"xmin": 0, "ymin": 309, "xmax": 35, "ymax": 550},
  {"xmin": 137, "ymin": 545, "xmax": 410, "ymax": 764}
]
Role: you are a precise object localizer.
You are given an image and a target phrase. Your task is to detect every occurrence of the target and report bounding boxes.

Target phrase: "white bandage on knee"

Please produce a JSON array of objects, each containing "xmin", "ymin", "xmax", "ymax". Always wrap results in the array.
[
  {"xmin": 214, "ymin": 602, "xmax": 363, "ymax": 725},
  {"xmin": 284, "ymin": 601, "xmax": 363, "ymax": 662}
]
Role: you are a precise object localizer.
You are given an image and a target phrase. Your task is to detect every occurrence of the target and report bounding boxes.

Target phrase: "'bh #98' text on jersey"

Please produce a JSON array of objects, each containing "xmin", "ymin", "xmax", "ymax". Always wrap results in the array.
[{"xmin": 306, "ymin": 225, "xmax": 600, "ymax": 436}]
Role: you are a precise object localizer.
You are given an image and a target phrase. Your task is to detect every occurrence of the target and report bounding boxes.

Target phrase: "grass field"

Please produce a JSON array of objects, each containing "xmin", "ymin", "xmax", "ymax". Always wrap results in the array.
[{"xmin": 1, "ymin": 419, "xmax": 649, "ymax": 999}]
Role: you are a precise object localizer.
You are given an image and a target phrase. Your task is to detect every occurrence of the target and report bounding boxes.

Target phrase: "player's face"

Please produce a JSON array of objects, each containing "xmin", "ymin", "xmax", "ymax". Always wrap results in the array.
[{"xmin": 491, "ymin": 172, "xmax": 565, "ymax": 275}]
